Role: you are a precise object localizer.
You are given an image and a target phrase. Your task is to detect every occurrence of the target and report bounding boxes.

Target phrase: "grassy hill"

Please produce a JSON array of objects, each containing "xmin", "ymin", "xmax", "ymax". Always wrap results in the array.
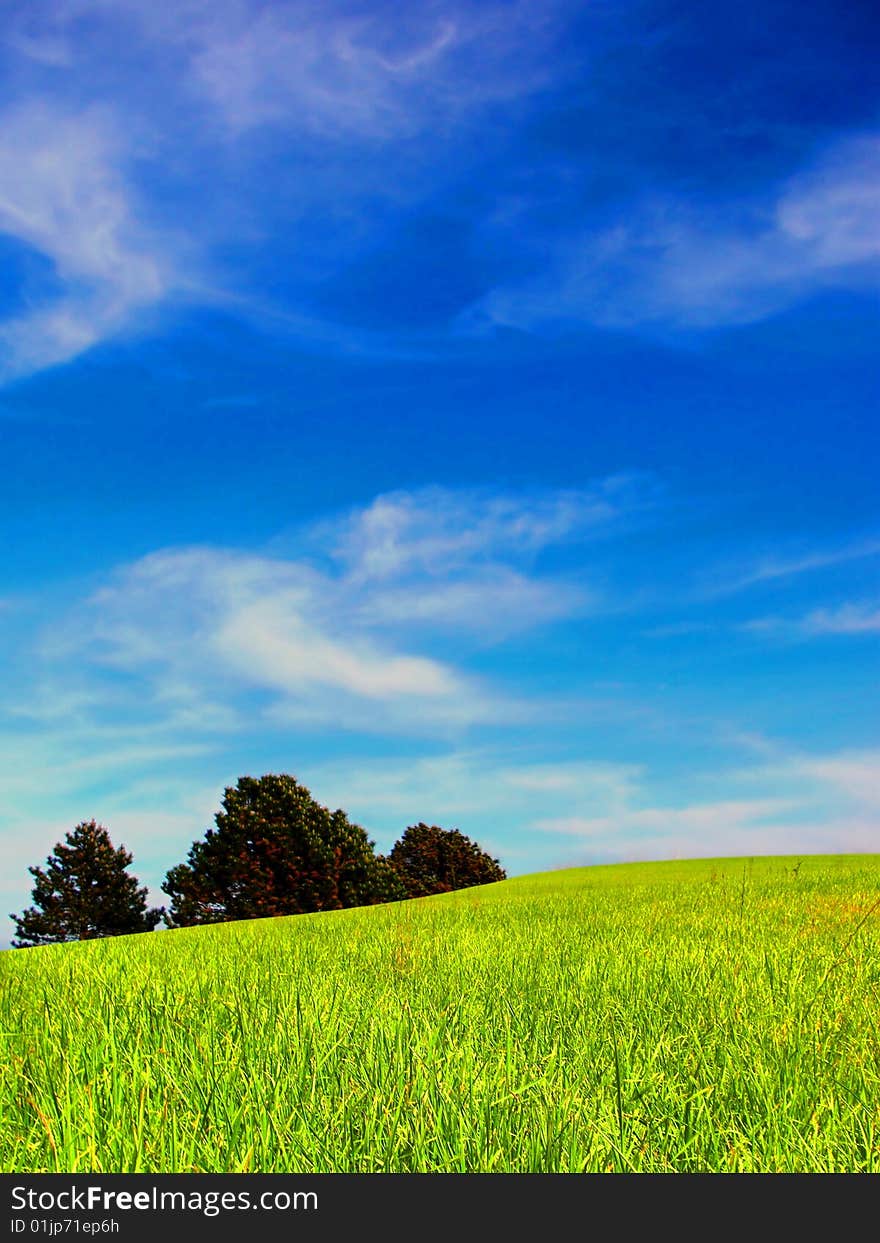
[{"xmin": 2, "ymin": 854, "xmax": 879, "ymax": 1172}]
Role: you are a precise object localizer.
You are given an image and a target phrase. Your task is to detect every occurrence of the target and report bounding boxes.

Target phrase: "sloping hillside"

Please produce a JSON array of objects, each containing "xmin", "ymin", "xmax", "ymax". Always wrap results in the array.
[{"xmin": 3, "ymin": 854, "xmax": 878, "ymax": 1172}]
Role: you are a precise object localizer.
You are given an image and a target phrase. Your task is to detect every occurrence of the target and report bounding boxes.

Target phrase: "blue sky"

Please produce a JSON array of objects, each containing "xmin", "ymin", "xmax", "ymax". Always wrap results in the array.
[{"xmin": 1, "ymin": 0, "xmax": 878, "ymax": 942}]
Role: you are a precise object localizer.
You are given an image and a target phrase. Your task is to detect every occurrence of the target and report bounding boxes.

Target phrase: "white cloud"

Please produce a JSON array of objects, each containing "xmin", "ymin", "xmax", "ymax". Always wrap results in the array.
[
  {"xmin": 465, "ymin": 132, "xmax": 880, "ymax": 333},
  {"xmin": 800, "ymin": 604, "xmax": 880, "ymax": 636},
  {"xmin": 799, "ymin": 754, "xmax": 880, "ymax": 811},
  {"xmin": 303, "ymin": 743, "xmax": 880, "ymax": 869},
  {"xmin": 213, "ymin": 595, "xmax": 462, "ymax": 699},
  {"xmin": 536, "ymin": 797, "xmax": 801, "ymax": 840},
  {"xmin": 74, "ymin": 546, "xmax": 484, "ymax": 727},
  {"xmin": 189, "ymin": 5, "xmax": 459, "ymax": 137},
  {"xmin": 744, "ymin": 602, "xmax": 880, "ymax": 640},
  {"xmin": 0, "ymin": 103, "xmax": 187, "ymax": 382},
  {"xmin": 533, "ymin": 752, "xmax": 880, "ymax": 863},
  {"xmin": 353, "ymin": 567, "xmax": 591, "ymax": 634},
  {"xmin": 757, "ymin": 749, "xmax": 880, "ymax": 815},
  {"xmin": 777, "ymin": 136, "xmax": 880, "ymax": 269},
  {"xmin": 0, "ymin": 1, "xmax": 577, "ymax": 377},
  {"xmin": 16, "ymin": 0, "xmax": 562, "ymax": 145},
  {"xmin": 35, "ymin": 482, "xmax": 629, "ymax": 738},
  {"xmin": 306, "ymin": 751, "xmax": 640, "ymax": 849},
  {"xmin": 3, "ymin": 737, "xmax": 212, "ymax": 800},
  {"xmin": 322, "ymin": 475, "xmax": 655, "ymax": 583},
  {"xmin": 533, "ymin": 742, "xmax": 880, "ymax": 863},
  {"xmin": 700, "ymin": 536, "xmax": 880, "ymax": 599},
  {"xmin": 154, "ymin": 0, "xmax": 562, "ymax": 140}
]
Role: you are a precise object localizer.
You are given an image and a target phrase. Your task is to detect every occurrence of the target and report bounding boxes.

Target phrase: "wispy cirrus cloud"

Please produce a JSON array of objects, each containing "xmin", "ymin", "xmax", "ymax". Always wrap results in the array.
[
  {"xmin": 698, "ymin": 535, "xmax": 880, "ymax": 600},
  {"xmin": 789, "ymin": 751, "xmax": 880, "ymax": 811},
  {"xmin": 303, "ymin": 750, "xmax": 641, "ymax": 864},
  {"xmin": 0, "ymin": 103, "xmax": 191, "ymax": 382},
  {"xmin": 727, "ymin": 747, "xmax": 880, "ymax": 829},
  {"xmin": 0, "ymin": 476, "xmax": 651, "ymax": 944},
  {"xmin": 351, "ymin": 568, "xmax": 587, "ymax": 634},
  {"xmin": 801, "ymin": 605, "xmax": 880, "ymax": 636},
  {"xmin": 537, "ymin": 804, "xmax": 879, "ymax": 864},
  {"xmin": 182, "ymin": 0, "xmax": 561, "ymax": 139},
  {"xmin": 313, "ymin": 742, "xmax": 880, "ymax": 871},
  {"xmin": 30, "ymin": 0, "xmax": 564, "ymax": 142},
  {"xmin": 744, "ymin": 602, "xmax": 880, "ymax": 640},
  {"xmin": 536, "ymin": 796, "xmax": 802, "ymax": 841},
  {"xmin": 50, "ymin": 545, "xmax": 490, "ymax": 734},
  {"xmin": 3, "ymin": 1, "xmax": 875, "ymax": 382},
  {"xmin": 533, "ymin": 744, "xmax": 880, "ymax": 863},
  {"xmin": 30, "ymin": 480, "xmax": 637, "ymax": 739},
  {"xmin": 463, "ymin": 132, "xmax": 880, "ymax": 334},
  {"xmin": 314, "ymin": 473, "xmax": 654, "ymax": 581},
  {"xmin": 0, "ymin": 0, "xmax": 576, "ymax": 381},
  {"xmin": 213, "ymin": 593, "xmax": 463, "ymax": 700}
]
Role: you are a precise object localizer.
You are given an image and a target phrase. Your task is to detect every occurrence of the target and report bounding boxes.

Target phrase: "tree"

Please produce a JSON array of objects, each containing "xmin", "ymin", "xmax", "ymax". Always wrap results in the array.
[
  {"xmin": 388, "ymin": 823, "xmax": 506, "ymax": 899},
  {"xmin": 162, "ymin": 774, "xmax": 405, "ymax": 927},
  {"xmin": 10, "ymin": 820, "xmax": 164, "ymax": 948}
]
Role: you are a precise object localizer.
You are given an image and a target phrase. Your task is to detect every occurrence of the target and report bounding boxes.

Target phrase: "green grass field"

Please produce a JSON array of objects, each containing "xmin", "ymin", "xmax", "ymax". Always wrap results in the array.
[{"xmin": 2, "ymin": 854, "xmax": 879, "ymax": 1173}]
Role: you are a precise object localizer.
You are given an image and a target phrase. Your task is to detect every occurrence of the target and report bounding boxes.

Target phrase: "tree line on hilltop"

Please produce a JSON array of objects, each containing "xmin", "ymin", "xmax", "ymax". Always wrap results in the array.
[{"xmin": 9, "ymin": 773, "xmax": 506, "ymax": 948}]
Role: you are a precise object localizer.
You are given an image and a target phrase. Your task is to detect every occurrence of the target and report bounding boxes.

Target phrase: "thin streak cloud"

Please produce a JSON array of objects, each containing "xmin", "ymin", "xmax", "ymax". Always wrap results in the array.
[
  {"xmin": 0, "ymin": 103, "xmax": 185, "ymax": 381},
  {"xmin": 463, "ymin": 133, "xmax": 880, "ymax": 333}
]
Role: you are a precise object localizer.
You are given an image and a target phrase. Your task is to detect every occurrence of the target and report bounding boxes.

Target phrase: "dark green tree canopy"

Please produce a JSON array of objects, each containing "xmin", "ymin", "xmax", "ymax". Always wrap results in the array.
[
  {"xmin": 162, "ymin": 773, "xmax": 404, "ymax": 927},
  {"xmin": 10, "ymin": 820, "xmax": 164, "ymax": 948},
  {"xmin": 388, "ymin": 823, "xmax": 506, "ymax": 899}
]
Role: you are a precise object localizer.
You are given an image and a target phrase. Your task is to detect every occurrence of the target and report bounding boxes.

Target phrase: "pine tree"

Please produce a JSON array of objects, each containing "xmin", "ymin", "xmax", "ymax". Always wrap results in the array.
[
  {"xmin": 388, "ymin": 823, "xmax": 506, "ymax": 898},
  {"xmin": 163, "ymin": 774, "xmax": 404, "ymax": 926},
  {"xmin": 10, "ymin": 820, "xmax": 164, "ymax": 948}
]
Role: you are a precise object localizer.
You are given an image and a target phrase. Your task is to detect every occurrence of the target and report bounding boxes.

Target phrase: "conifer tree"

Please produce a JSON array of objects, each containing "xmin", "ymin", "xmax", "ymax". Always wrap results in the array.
[
  {"xmin": 388, "ymin": 823, "xmax": 506, "ymax": 898},
  {"xmin": 10, "ymin": 820, "xmax": 164, "ymax": 947},
  {"xmin": 163, "ymin": 774, "xmax": 404, "ymax": 926}
]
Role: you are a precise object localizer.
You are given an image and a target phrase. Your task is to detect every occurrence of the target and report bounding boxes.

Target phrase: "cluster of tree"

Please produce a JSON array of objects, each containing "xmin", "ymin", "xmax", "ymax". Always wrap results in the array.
[{"xmin": 9, "ymin": 774, "xmax": 506, "ymax": 947}]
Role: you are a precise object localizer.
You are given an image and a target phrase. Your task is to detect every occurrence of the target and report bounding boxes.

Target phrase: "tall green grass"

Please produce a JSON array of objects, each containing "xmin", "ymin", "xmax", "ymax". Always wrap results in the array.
[{"xmin": 2, "ymin": 854, "xmax": 879, "ymax": 1172}]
